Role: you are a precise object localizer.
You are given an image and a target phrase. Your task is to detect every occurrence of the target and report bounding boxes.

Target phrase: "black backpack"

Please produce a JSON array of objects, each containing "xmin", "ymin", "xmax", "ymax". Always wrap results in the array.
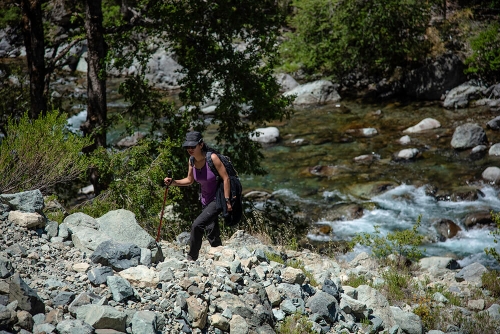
[{"xmin": 190, "ymin": 152, "xmax": 243, "ymax": 226}]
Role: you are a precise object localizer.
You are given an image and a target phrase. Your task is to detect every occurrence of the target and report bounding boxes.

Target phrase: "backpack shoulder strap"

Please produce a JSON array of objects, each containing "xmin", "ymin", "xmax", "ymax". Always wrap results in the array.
[{"xmin": 206, "ymin": 151, "xmax": 219, "ymax": 177}]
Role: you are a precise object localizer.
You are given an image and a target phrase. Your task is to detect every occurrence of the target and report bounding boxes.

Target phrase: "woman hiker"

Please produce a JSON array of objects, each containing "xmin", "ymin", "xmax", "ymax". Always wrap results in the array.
[{"xmin": 164, "ymin": 131, "xmax": 232, "ymax": 261}]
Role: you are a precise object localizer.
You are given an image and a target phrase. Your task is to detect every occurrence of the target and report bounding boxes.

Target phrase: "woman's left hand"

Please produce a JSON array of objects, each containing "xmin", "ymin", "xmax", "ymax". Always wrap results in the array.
[{"xmin": 226, "ymin": 201, "xmax": 232, "ymax": 211}]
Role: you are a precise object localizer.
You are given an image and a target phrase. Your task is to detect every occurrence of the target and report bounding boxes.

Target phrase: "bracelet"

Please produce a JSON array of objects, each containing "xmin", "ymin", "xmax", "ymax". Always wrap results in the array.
[{"xmin": 225, "ymin": 197, "xmax": 230, "ymax": 202}]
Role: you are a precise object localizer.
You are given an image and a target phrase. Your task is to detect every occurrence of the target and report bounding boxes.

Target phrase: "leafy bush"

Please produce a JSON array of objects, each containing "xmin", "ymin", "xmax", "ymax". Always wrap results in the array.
[
  {"xmin": 465, "ymin": 21, "xmax": 500, "ymax": 83},
  {"xmin": 485, "ymin": 211, "xmax": 500, "ymax": 264},
  {"xmin": 350, "ymin": 217, "xmax": 425, "ymax": 268},
  {"xmin": 74, "ymin": 138, "xmax": 195, "ymax": 239},
  {"xmin": 276, "ymin": 313, "xmax": 316, "ymax": 334},
  {"xmin": 343, "ymin": 272, "xmax": 371, "ymax": 288},
  {"xmin": 280, "ymin": 0, "xmax": 434, "ymax": 79},
  {"xmin": 380, "ymin": 267, "xmax": 414, "ymax": 304},
  {"xmin": 0, "ymin": 110, "xmax": 91, "ymax": 194},
  {"xmin": 482, "ymin": 270, "xmax": 500, "ymax": 297}
]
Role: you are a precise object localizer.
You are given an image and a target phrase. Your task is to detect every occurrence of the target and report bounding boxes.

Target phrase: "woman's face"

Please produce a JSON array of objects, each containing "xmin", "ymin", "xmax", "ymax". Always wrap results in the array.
[{"xmin": 186, "ymin": 143, "xmax": 201, "ymax": 155}]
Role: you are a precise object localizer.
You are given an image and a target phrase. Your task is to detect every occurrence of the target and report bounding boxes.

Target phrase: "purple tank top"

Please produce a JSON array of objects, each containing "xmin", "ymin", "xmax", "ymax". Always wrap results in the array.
[{"xmin": 193, "ymin": 161, "xmax": 217, "ymax": 206}]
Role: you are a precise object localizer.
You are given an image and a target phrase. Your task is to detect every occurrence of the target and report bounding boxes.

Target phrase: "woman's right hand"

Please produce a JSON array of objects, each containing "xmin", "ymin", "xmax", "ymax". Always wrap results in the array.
[{"xmin": 164, "ymin": 177, "xmax": 173, "ymax": 186}]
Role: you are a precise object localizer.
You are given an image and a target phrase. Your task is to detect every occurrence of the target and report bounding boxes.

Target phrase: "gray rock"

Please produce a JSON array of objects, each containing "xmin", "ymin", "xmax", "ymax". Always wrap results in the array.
[
  {"xmin": 306, "ymin": 291, "xmax": 339, "ymax": 324},
  {"xmin": 0, "ymin": 257, "xmax": 13, "ymax": 279},
  {"xmin": 44, "ymin": 220, "xmax": 59, "ymax": 238},
  {"xmin": 90, "ymin": 239, "xmax": 141, "ymax": 271},
  {"xmin": 75, "ymin": 304, "xmax": 127, "ymax": 331},
  {"xmin": 107, "ymin": 275, "xmax": 135, "ymax": 302},
  {"xmin": 451, "ymin": 123, "xmax": 487, "ymax": 149},
  {"xmin": 87, "ymin": 266, "xmax": 114, "ymax": 286},
  {"xmin": 53, "ymin": 291, "xmax": 76, "ymax": 306},
  {"xmin": 131, "ymin": 310, "xmax": 158, "ymax": 334},
  {"xmin": 482, "ymin": 166, "xmax": 500, "ymax": 183},
  {"xmin": 56, "ymin": 319, "xmax": 94, "ymax": 334},
  {"xmin": 96, "ymin": 209, "xmax": 164, "ymax": 263},
  {"xmin": 444, "ymin": 81, "xmax": 484, "ymax": 109},
  {"xmin": 455, "ymin": 262, "xmax": 488, "ymax": 286},
  {"xmin": 390, "ymin": 306, "xmax": 423, "ymax": 334},
  {"xmin": 8, "ymin": 273, "xmax": 45, "ymax": 315},
  {"xmin": 284, "ymin": 80, "xmax": 341, "ymax": 106},
  {"xmin": 0, "ymin": 189, "xmax": 44, "ymax": 214}
]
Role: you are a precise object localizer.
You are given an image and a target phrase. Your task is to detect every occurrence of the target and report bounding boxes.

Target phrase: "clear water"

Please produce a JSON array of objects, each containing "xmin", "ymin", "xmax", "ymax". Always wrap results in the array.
[{"xmin": 236, "ymin": 99, "xmax": 500, "ymax": 268}]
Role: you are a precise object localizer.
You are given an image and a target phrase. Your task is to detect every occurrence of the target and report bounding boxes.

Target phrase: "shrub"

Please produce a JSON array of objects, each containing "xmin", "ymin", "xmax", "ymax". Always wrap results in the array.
[
  {"xmin": 74, "ymin": 138, "xmax": 192, "ymax": 239},
  {"xmin": 350, "ymin": 216, "xmax": 425, "ymax": 268},
  {"xmin": 0, "ymin": 110, "xmax": 91, "ymax": 194},
  {"xmin": 343, "ymin": 272, "xmax": 371, "ymax": 288},
  {"xmin": 280, "ymin": 0, "xmax": 434, "ymax": 79},
  {"xmin": 485, "ymin": 211, "xmax": 500, "ymax": 264},
  {"xmin": 482, "ymin": 270, "xmax": 500, "ymax": 297},
  {"xmin": 276, "ymin": 313, "xmax": 316, "ymax": 334},
  {"xmin": 465, "ymin": 21, "xmax": 500, "ymax": 84},
  {"xmin": 379, "ymin": 267, "xmax": 414, "ymax": 304}
]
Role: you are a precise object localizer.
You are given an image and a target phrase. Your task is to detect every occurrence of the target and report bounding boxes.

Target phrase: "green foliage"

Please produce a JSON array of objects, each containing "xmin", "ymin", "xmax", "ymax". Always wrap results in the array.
[
  {"xmin": 0, "ymin": 110, "xmax": 91, "ymax": 194},
  {"xmin": 280, "ymin": 0, "xmax": 434, "ymax": 79},
  {"xmin": 482, "ymin": 270, "xmax": 500, "ymax": 297},
  {"xmin": 485, "ymin": 211, "xmax": 500, "ymax": 264},
  {"xmin": 75, "ymin": 138, "xmax": 198, "ymax": 238},
  {"xmin": 379, "ymin": 267, "xmax": 414, "ymax": 304},
  {"xmin": 343, "ymin": 273, "xmax": 371, "ymax": 288},
  {"xmin": 350, "ymin": 216, "xmax": 425, "ymax": 268},
  {"xmin": 0, "ymin": 2, "xmax": 20, "ymax": 28},
  {"xmin": 465, "ymin": 21, "xmax": 500, "ymax": 83},
  {"xmin": 276, "ymin": 313, "xmax": 316, "ymax": 334},
  {"xmin": 451, "ymin": 308, "xmax": 500, "ymax": 333},
  {"xmin": 141, "ymin": 0, "xmax": 294, "ymax": 176},
  {"xmin": 265, "ymin": 251, "xmax": 286, "ymax": 264}
]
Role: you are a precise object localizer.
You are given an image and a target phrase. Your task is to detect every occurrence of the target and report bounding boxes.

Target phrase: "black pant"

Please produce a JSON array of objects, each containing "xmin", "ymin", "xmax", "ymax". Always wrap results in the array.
[{"xmin": 188, "ymin": 200, "xmax": 222, "ymax": 260}]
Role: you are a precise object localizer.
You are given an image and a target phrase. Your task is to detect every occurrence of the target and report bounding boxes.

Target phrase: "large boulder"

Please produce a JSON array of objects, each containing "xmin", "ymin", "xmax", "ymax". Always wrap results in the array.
[
  {"xmin": 97, "ymin": 209, "xmax": 164, "ymax": 263},
  {"xmin": 444, "ymin": 81, "xmax": 484, "ymax": 109},
  {"xmin": 0, "ymin": 190, "xmax": 44, "ymax": 214},
  {"xmin": 284, "ymin": 80, "xmax": 341, "ymax": 106},
  {"xmin": 450, "ymin": 123, "xmax": 487, "ymax": 149}
]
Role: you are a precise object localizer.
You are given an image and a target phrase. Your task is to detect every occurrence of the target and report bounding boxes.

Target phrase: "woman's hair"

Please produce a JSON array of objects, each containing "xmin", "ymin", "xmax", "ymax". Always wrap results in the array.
[{"xmin": 200, "ymin": 141, "xmax": 221, "ymax": 155}]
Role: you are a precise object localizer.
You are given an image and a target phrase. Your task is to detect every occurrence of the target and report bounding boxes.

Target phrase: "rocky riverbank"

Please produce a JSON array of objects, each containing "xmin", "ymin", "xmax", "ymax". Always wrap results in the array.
[{"xmin": 1, "ymin": 189, "xmax": 499, "ymax": 334}]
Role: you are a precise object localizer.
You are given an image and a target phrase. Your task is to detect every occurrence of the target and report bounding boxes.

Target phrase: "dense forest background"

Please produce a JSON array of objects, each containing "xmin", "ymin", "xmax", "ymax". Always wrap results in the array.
[{"xmin": 0, "ymin": 0, "xmax": 499, "ymax": 242}]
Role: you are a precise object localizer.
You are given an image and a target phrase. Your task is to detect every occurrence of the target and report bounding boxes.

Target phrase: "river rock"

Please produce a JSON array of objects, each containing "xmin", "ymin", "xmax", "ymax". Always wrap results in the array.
[
  {"xmin": 346, "ymin": 181, "xmax": 398, "ymax": 200},
  {"xmin": 403, "ymin": 118, "xmax": 441, "ymax": 133},
  {"xmin": 464, "ymin": 211, "xmax": 493, "ymax": 228},
  {"xmin": 488, "ymin": 143, "xmax": 500, "ymax": 156},
  {"xmin": 116, "ymin": 131, "xmax": 145, "ymax": 148},
  {"xmin": 443, "ymin": 81, "xmax": 484, "ymax": 109},
  {"xmin": 482, "ymin": 166, "xmax": 500, "ymax": 183},
  {"xmin": 419, "ymin": 256, "xmax": 460, "ymax": 270},
  {"xmin": 450, "ymin": 123, "xmax": 487, "ymax": 149},
  {"xmin": 283, "ymin": 80, "xmax": 341, "ymax": 106},
  {"xmin": 393, "ymin": 148, "xmax": 420, "ymax": 160},
  {"xmin": 249, "ymin": 127, "xmax": 280, "ymax": 144},
  {"xmin": 399, "ymin": 135, "xmax": 411, "ymax": 145},
  {"xmin": 274, "ymin": 73, "xmax": 299, "ymax": 92},
  {"xmin": 433, "ymin": 219, "xmax": 462, "ymax": 241},
  {"xmin": 487, "ymin": 116, "xmax": 500, "ymax": 130}
]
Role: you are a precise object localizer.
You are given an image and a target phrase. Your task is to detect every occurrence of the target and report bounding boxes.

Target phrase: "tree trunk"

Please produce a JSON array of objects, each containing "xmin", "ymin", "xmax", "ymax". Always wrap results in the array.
[
  {"xmin": 82, "ymin": 0, "xmax": 108, "ymax": 195},
  {"xmin": 20, "ymin": 0, "xmax": 47, "ymax": 119}
]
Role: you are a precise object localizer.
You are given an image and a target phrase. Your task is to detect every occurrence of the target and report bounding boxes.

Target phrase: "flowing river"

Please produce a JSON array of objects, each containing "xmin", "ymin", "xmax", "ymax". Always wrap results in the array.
[
  {"xmin": 233, "ymin": 99, "xmax": 500, "ymax": 269},
  {"xmin": 67, "ymin": 82, "xmax": 500, "ymax": 269}
]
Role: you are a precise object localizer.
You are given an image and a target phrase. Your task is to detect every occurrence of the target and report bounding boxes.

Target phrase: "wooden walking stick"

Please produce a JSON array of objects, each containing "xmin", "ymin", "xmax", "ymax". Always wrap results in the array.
[{"xmin": 156, "ymin": 170, "xmax": 172, "ymax": 242}]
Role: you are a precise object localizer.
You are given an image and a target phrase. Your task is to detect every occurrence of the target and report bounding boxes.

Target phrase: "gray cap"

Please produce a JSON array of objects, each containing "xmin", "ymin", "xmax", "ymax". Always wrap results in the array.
[{"xmin": 182, "ymin": 131, "xmax": 203, "ymax": 147}]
